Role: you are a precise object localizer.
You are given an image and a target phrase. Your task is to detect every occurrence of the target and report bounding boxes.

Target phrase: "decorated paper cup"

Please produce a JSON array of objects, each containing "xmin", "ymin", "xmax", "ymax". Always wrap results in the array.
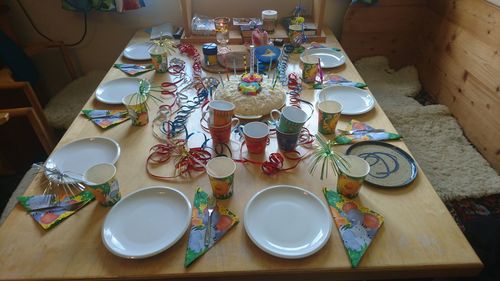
[
  {"xmin": 208, "ymin": 100, "xmax": 235, "ymax": 126},
  {"xmin": 337, "ymin": 155, "xmax": 370, "ymax": 198},
  {"xmin": 241, "ymin": 122, "xmax": 269, "ymax": 154},
  {"xmin": 276, "ymin": 128, "xmax": 301, "ymax": 152},
  {"xmin": 122, "ymin": 93, "xmax": 149, "ymax": 126},
  {"xmin": 288, "ymin": 24, "xmax": 303, "ymax": 47},
  {"xmin": 206, "ymin": 156, "xmax": 236, "ymax": 199},
  {"xmin": 300, "ymin": 55, "xmax": 319, "ymax": 83},
  {"xmin": 84, "ymin": 163, "xmax": 121, "ymax": 206},
  {"xmin": 270, "ymin": 106, "xmax": 307, "ymax": 134},
  {"xmin": 317, "ymin": 100, "xmax": 342, "ymax": 135},
  {"xmin": 209, "ymin": 118, "xmax": 240, "ymax": 144}
]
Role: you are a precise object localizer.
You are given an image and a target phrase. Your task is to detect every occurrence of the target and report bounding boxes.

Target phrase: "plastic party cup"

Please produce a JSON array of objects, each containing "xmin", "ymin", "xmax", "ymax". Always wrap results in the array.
[
  {"xmin": 84, "ymin": 163, "xmax": 121, "ymax": 206},
  {"xmin": 206, "ymin": 156, "xmax": 236, "ymax": 200},
  {"xmin": 209, "ymin": 118, "xmax": 240, "ymax": 144},
  {"xmin": 276, "ymin": 127, "xmax": 301, "ymax": 152},
  {"xmin": 288, "ymin": 24, "xmax": 303, "ymax": 47},
  {"xmin": 208, "ymin": 100, "xmax": 235, "ymax": 126},
  {"xmin": 301, "ymin": 55, "xmax": 319, "ymax": 84},
  {"xmin": 317, "ymin": 100, "xmax": 342, "ymax": 135},
  {"xmin": 337, "ymin": 155, "xmax": 370, "ymax": 198},
  {"xmin": 270, "ymin": 106, "xmax": 308, "ymax": 134},
  {"xmin": 241, "ymin": 121, "xmax": 269, "ymax": 154},
  {"xmin": 122, "ymin": 93, "xmax": 149, "ymax": 126}
]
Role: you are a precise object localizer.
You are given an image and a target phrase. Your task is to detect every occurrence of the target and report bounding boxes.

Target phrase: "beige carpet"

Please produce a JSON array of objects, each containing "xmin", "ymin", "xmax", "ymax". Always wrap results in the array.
[{"xmin": 355, "ymin": 56, "xmax": 500, "ymax": 201}]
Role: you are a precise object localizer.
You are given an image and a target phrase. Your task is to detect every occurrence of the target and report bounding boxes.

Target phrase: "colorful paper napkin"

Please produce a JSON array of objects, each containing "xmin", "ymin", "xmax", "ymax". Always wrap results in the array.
[
  {"xmin": 335, "ymin": 120, "xmax": 401, "ymax": 144},
  {"xmin": 17, "ymin": 191, "xmax": 94, "ymax": 230},
  {"xmin": 82, "ymin": 109, "xmax": 129, "ymax": 129},
  {"xmin": 113, "ymin": 63, "xmax": 153, "ymax": 76},
  {"xmin": 323, "ymin": 188, "xmax": 384, "ymax": 267},
  {"xmin": 184, "ymin": 188, "xmax": 239, "ymax": 267},
  {"xmin": 322, "ymin": 74, "xmax": 367, "ymax": 89}
]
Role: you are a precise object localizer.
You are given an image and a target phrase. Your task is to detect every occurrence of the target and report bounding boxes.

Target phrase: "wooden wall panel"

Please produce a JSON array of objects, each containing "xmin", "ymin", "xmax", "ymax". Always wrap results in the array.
[
  {"xmin": 341, "ymin": 0, "xmax": 427, "ymax": 68},
  {"xmin": 342, "ymin": 0, "xmax": 500, "ymax": 172},
  {"xmin": 418, "ymin": 0, "xmax": 500, "ymax": 171}
]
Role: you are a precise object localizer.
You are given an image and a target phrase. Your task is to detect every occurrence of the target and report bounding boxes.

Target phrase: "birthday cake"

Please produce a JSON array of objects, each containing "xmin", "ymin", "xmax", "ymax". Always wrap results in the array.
[{"xmin": 214, "ymin": 73, "xmax": 286, "ymax": 117}]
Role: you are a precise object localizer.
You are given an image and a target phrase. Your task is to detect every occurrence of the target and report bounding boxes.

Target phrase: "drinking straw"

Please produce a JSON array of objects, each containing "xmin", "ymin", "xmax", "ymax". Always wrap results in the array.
[
  {"xmin": 233, "ymin": 58, "xmax": 237, "ymax": 77},
  {"xmin": 318, "ymin": 58, "xmax": 323, "ymax": 84}
]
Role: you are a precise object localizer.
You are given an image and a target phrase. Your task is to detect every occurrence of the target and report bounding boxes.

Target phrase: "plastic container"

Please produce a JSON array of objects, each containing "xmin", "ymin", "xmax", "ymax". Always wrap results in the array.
[
  {"xmin": 262, "ymin": 10, "xmax": 278, "ymax": 33},
  {"xmin": 202, "ymin": 43, "xmax": 218, "ymax": 66}
]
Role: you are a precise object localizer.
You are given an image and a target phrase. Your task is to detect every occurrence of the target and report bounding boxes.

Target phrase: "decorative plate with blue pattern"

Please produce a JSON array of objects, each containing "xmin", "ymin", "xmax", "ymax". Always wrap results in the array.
[{"xmin": 346, "ymin": 141, "xmax": 418, "ymax": 188}]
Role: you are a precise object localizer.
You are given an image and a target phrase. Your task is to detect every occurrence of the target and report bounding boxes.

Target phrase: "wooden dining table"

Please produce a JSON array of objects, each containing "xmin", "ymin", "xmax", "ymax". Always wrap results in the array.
[{"xmin": 0, "ymin": 29, "xmax": 483, "ymax": 281}]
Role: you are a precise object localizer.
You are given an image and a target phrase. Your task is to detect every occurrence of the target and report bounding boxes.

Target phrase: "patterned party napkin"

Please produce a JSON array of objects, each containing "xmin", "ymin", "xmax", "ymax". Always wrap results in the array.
[
  {"xmin": 113, "ymin": 64, "xmax": 153, "ymax": 76},
  {"xmin": 335, "ymin": 120, "xmax": 401, "ymax": 144},
  {"xmin": 184, "ymin": 188, "xmax": 239, "ymax": 267},
  {"xmin": 17, "ymin": 191, "xmax": 94, "ymax": 230},
  {"xmin": 321, "ymin": 74, "xmax": 367, "ymax": 89},
  {"xmin": 323, "ymin": 188, "xmax": 384, "ymax": 267},
  {"xmin": 82, "ymin": 110, "xmax": 129, "ymax": 129}
]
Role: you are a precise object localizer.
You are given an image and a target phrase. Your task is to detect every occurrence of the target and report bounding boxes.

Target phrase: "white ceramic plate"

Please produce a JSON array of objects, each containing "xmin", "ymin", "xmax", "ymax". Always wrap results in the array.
[
  {"xmin": 301, "ymin": 48, "xmax": 346, "ymax": 68},
  {"xmin": 44, "ymin": 137, "xmax": 120, "ymax": 183},
  {"xmin": 244, "ymin": 185, "xmax": 332, "ymax": 259},
  {"xmin": 102, "ymin": 186, "xmax": 192, "ymax": 259},
  {"xmin": 123, "ymin": 42, "xmax": 152, "ymax": 60},
  {"xmin": 95, "ymin": 78, "xmax": 141, "ymax": 105},
  {"xmin": 318, "ymin": 85, "xmax": 375, "ymax": 115}
]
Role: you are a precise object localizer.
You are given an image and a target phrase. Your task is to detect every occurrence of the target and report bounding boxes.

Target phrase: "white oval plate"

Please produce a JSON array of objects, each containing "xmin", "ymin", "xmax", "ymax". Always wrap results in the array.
[
  {"xmin": 102, "ymin": 186, "xmax": 192, "ymax": 259},
  {"xmin": 244, "ymin": 185, "xmax": 332, "ymax": 259},
  {"xmin": 301, "ymin": 48, "xmax": 345, "ymax": 68},
  {"xmin": 95, "ymin": 78, "xmax": 141, "ymax": 105},
  {"xmin": 44, "ymin": 137, "xmax": 120, "ymax": 183},
  {"xmin": 123, "ymin": 42, "xmax": 152, "ymax": 60},
  {"xmin": 318, "ymin": 85, "xmax": 375, "ymax": 115}
]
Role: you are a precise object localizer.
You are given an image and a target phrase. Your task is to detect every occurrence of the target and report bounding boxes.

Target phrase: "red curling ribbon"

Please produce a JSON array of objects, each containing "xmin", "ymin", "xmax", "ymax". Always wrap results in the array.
[
  {"xmin": 235, "ymin": 140, "xmax": 308, "ymax": 175},
  {"xmin": 147, "ymin": 140, "xmax": 212, "ymax": 179},
  {"xmin": 177, "ymin": 43, "xmax": 202, "ymax": 80},
  {"xmin": 288, "ymin": 73, "xmax": 300, "ymax": 89}
]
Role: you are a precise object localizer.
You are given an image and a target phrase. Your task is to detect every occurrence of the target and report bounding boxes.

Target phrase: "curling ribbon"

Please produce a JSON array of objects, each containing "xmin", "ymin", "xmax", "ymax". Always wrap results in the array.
[{"xmin": 147, "ymin": 129, "xmax": 212, "ymax": 179}]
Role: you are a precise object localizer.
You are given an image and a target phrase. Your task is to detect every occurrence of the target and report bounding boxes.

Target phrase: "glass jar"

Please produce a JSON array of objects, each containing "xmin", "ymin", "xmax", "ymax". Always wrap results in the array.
[{"xmin": 262, "ymin": 10, "xmax": 278, "ymax": 33}]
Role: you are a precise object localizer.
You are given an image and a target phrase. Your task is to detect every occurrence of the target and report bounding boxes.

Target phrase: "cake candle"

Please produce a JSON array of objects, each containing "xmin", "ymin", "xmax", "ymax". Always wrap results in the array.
[
  {"xmin": 268, "ymin": 61, "xmax": 272, "ymax": 78},
  {"xmin": 249, "ymin": 45, "xmax": 255, "ymax": 75},
  {"xmin": 233, "ymin": 58, "xmax": 237, "ymax": 78},
  {"xmin": 218, "ymin": 72, "xmax": 225, "ymax": 88},
  {"xmin": 243, "ymin": 55, "xmax": 247, "ymax": 74}
]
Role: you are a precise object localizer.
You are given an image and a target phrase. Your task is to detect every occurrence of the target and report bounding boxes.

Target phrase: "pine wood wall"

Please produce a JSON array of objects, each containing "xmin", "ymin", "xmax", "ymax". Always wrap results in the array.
[{"xmin": 342, "ymin": 0, "xmax": 500, "ymax": 172}]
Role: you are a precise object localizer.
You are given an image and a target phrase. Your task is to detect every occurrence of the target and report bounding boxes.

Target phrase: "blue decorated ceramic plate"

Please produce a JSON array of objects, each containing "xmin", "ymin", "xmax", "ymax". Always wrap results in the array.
[
  {"xmin": 255, "ymin": 45, "xmax": 281, "ymax": 63},
  {"xmin": 346, "ymin": 141, "xmax": 418, "ymax": 188}
]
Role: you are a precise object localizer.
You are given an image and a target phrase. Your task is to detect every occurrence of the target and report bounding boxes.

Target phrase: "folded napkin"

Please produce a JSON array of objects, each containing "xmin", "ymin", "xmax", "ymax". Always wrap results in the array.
[
  {"xmin": 323, "ymin": 74, "xmax": 367, "ymax": 89},
  {"xmin": 113, "ymin": 63, "xmax": 153, "ymax": 76},
  {"xmin": 17, "ymin": 191, "xmax": 94, "ymax": 230},
  {"xmin": 309, "ymin": 42, "xmax": 342, "ymax": 52},
  {"xmin": 323, "ymin": 188, "xmax": 384, "ymax": 267},
  {"xmin": 184, "ymin": 188, "xmax": 239, "ymax": 267},
  {"xmin": 82, "ymin": 109, "xmax": 129, "ymax": 129},
  {"xmin": 335, "ymin": 120, "xmax": 401, "ymax": 144}
]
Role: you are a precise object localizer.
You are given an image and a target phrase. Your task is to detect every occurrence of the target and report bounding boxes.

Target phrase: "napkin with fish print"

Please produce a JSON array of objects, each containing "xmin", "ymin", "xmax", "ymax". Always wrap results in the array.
[
  {"xmin": 113, "ymin": 64, "xmax": 153, "ymax": 76},
  {"xmin": 335, "ymin": 120, "xmax": 401, "ymax": 144},
  {"xmin": 82, "ymin": 109, "xmax": 129, "ymax": 129},
  {"xmin": 323, "ymin": 188, "xmax": 384, "ymax": 267},
  {"xmin": 313, "ymin": 74, "xmax": 367, "ymax": 89},
  {"xmin": 184, "ymin": 188, "xmax": 239, "ymax": 267},
  {"xmin": 17, "ymin": 191, "xmax": 94, "ymax": 230}
]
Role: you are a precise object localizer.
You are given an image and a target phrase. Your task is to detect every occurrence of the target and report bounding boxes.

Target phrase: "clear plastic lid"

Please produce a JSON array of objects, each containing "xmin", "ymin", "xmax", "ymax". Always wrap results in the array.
[{"xmin": 262, "ymin": 10, "xmax": 278, "ymax": 20}]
